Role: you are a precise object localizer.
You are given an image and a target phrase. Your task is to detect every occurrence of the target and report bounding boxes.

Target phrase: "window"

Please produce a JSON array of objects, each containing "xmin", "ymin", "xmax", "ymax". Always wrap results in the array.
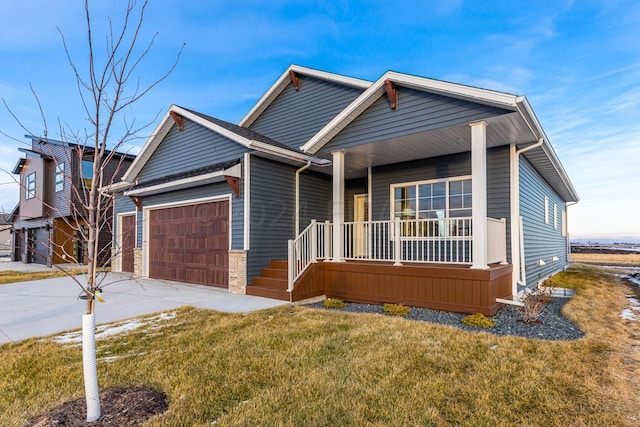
[
  {"xmin": 561, "ymin": 210, "xmax": 567, "ymax": 237},
  {"xmin": 81, "ymin": 160, "xmax": 93, "ymax": 187},
  {"xmin": 553, "ymin": 204, "xmax": 558, "ymax": 229},
  {"xmin": 392, "ymin": 177, "xmax": 472, "ymax": 237},
  {"xmin": 26, "ymin": 172, "xmax": 36, "ymax": 199},
  {"xmin": 55, "ymin": 163, "xmax": 64, "ymax": 192},
  {"xmin": 544, "ymin": 196, "xmax": 549, "ymax": 224}
]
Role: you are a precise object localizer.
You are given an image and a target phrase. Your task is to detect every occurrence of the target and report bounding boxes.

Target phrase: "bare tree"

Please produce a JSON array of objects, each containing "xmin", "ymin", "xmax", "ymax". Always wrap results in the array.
[{"xmin": 2, "ymin": 0, "xmax": 183, "ymax": 421}]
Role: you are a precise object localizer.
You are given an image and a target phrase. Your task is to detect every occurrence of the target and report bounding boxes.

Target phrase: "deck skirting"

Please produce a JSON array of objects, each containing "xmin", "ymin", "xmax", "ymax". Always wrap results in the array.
[{"xmin": 292, "ymin": 261, "xmax": 513, "ymax": 316}]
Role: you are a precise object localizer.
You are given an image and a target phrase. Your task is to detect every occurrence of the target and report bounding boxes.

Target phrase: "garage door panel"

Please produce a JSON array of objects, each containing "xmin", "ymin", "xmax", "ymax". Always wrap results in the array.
[{"xmin": 149, "ymin": 200, "xmax": 229, "ymax": 288}]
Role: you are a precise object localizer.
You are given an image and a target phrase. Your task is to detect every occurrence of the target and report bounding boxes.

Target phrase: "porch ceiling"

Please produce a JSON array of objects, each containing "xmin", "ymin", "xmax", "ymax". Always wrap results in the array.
[{"xmin": 322, "ymin": 112, "xmax": 535, "ymax": 179}]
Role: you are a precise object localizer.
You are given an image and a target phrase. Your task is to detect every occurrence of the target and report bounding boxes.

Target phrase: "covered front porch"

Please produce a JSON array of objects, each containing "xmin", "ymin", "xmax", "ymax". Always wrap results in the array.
[{"xmin": 284, "ymin": 217, "xmax": 511, "ymax": 315}]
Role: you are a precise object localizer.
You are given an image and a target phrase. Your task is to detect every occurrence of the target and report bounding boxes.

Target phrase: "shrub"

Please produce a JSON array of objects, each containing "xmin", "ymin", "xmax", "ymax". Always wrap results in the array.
[
  {"xmin": 461, "ymin": 313, "xmax": 495, "ymax": 328},
  {"xmin": 383, "ymin": 303, "xmax": 410, "ymax": 317},
  {"xmin": 323, "ymin": 298, "xmax": 347, "ymax": 309},
  {"xmin": 518, "ymin": 288, "xmax": 547, "ymax": 324}
]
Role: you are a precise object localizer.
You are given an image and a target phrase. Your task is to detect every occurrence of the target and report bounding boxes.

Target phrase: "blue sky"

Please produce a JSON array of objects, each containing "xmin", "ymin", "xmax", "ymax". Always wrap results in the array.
[{"xmin": 0, "ymin": 0, "xmax": 638, "ymax": 241}]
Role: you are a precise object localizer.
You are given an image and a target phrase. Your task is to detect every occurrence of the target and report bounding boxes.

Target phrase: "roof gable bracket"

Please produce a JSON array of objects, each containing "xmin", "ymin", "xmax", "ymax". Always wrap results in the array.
[
  {"xmin": 129, "ymin": 196, "xmax": 142, "ymax": 210},
  {"xmin": 169, "ymin": 111, "xmax": 184, "ymax": 131},
  {"xmin": 225, "ymin": 176, "xmax": 240, "ymax": 198},
  {"xmin": 384, "ymin": 80, "xmax": 397, "ymax": 110},
  {"xmin": 289, "ymin": 70, "xmax": 300, "ymax": 91}
]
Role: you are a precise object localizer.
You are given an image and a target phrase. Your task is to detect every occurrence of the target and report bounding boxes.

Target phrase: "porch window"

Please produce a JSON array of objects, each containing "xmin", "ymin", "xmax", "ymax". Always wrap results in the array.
[
  {"xmin": 392, "ymin": 177, "xmax": 472, "ymax": 237},
  {"xmin": 26, "ymin": 172, "xmax": 36, "ymax": 199},
  {"xmin": 55, "ymin": 163, "xmax": 64, "ymax": 192}
]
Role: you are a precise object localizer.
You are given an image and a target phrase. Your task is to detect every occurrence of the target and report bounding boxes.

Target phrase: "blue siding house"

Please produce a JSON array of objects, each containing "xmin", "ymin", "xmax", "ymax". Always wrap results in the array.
[{"xmin": 112, "ymin": 65, "xmax": 578, "ymax": 315}]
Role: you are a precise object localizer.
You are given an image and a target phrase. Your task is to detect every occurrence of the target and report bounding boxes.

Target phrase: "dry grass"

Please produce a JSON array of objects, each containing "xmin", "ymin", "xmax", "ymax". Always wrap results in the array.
[
  {"xmin": 1, "ymin": 264, "xmax": 639, "ymax": 426},
  {"xmin": 571, "ymin": 252, "xmax": 640, "ymax": 266},
  {"xmin": 0, "ymin": 269, "xmax": 86, "ymax": 285}
]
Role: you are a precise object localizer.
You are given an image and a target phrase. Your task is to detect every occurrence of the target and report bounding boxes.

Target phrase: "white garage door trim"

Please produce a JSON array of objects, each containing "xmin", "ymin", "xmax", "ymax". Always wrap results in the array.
[{"xmin": 142, "ymin": 194, "xmax": 233, "ymax": 279}]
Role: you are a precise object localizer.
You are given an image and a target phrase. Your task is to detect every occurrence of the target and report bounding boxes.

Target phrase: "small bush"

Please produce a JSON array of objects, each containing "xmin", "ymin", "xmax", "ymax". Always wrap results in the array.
[
  {"xmin": 518, "ymin": 288, "xmax": 547, "ymax": 324},
  {"xmin": 461, "ymin": 313, "xmax": 495, "ymax": 328},
  {"xmin": 383, "ymin": 303, "xmax": 410, "ymax": 317},
  {"xmin": 323, "ymin": 298, "xmax": 347, "ymax": 309}
]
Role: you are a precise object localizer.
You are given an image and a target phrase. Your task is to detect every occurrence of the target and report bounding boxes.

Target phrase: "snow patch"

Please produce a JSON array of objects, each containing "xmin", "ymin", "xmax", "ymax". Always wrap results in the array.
[
  {"xmin": 51, "ymin": 311, "xmax": 178, "ymax": 345},
  {"xmin": 620, "ymin": 295, "xmax": 640, "ymax": 321}
]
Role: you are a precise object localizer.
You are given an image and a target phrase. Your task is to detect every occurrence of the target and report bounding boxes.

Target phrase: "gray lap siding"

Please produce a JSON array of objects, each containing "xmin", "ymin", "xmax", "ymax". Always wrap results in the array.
[
  {"xmin": 248, "ymin": 75, "xmax": 365, "ymax": 150},
  {"xmin": 318, "ymin": 87, "xmax": 511, "ymax": 154},
  {"xmin": 519, "ymin": 157, "xmax": 568, "ymax": 286},
  {"xmin": 247, "ymin": 156, "xmax": 331, "ymax": 284},
  {"xmin": 136, "ymin": 118, "xmax": 248, "ymax": 183}
]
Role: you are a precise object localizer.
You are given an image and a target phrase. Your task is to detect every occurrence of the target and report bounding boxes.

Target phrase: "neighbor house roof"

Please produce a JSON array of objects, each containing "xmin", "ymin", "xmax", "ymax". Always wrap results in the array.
[{"xmin": 123, "ymin": 105, "xmax": 330, "ymax": 183}]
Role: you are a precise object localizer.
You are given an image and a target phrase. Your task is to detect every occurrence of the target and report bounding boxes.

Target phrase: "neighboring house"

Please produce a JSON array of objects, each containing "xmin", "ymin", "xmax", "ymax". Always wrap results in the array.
[
  {"xmin": 0, "ymin": 214, "xmax": 11, "ymax": 256},
  {"xmin": 10, "ymin": 136, "xmax": 135, "ymax": 266},
  {"xmin": 111, "ymin": 65, "xmax": 578, "ymax": 315}
]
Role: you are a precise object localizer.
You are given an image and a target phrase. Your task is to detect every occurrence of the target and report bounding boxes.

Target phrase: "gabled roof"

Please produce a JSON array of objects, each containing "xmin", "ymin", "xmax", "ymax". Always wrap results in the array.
[
  {"xmin": 299, "ymin": 70, "xmax": 578, "ymax": 203},
  {"xmin": 123, "ymin": 105, "xmax": 329, "ymax": 183},
  {"xmin": 238, "ymin": 64, "xmax": 372, "ymax": 128},
  {"xmin": 301, "ymin": 71, "xmax": 520, "ymax": 155}
]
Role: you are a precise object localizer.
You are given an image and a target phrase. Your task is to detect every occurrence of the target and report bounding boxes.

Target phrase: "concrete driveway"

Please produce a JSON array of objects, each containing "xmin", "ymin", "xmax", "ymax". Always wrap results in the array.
[{"xmin": 0, "ymin": 264, "xmax": 287, "ymax": 344}]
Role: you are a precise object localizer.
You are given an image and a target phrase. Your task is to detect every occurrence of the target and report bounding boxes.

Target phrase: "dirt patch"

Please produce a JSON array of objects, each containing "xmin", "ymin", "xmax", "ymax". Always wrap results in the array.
[{"xmin": 29, "ymin": 387, "xmax": 168, "ymax": 426}]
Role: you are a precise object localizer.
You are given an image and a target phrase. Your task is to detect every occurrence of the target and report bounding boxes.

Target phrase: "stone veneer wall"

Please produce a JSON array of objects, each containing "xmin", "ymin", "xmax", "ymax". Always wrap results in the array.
[
  {"xmin": 229, "ymin": 250, "xmax": 247, "ymax": 294},
  {"xmin": 133, "ymin": 247, "xmax": 142, "ymax": 278}
]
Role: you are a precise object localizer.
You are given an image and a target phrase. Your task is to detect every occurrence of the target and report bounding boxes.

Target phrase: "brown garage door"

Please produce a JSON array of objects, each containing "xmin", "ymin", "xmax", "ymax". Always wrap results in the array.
[
  {"xmin": 148, "ymin": 200, "xmax": 229, "ymax": 288},
  {"xmin": 121, "ymin": 214, "xmax": 136, "ymax": 273}
]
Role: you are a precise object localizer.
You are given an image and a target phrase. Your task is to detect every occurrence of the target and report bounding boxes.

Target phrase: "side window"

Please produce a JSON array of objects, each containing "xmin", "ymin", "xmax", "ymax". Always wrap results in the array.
[
  {"xmin": 561, "ymin": 210, "xmax": 567, "ymax": 237},
  {"xmin": 26, "ymin": 172, "xmax": 36, "ymax": 199},
  {"xmin": 55, "ymin": 163, "xmax": 65, "ymax": 192},
  {"xmin": 553, "ymin": 204, "xmax": 558, "ymax": 229},
  {"xmin": 82, "ymin": 160, "xmax": 94, "ymax": 187}
]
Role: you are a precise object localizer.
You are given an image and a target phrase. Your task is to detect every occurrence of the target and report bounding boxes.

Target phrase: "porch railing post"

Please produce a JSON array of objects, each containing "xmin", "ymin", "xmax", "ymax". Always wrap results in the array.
[
  {"xmin": 393, "ymin": 217, "xmax": 403, "ymax": 266},
  {"xmin": 310, "ymin": 220, "xmax": 317, "ymax": 263},
  {"xmin": 287, "ymin": 239, "xmax": 294, "ymax": 292},
  {"xmin": 324, "ymin": 220, "xmax": 331, "ymax": 259}
]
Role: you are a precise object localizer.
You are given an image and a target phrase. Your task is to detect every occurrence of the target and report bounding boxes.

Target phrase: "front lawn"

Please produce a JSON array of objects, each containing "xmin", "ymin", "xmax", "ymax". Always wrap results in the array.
[{"xmin": 1, "ymin": 264, "xmax": 638, "ymax": 425}]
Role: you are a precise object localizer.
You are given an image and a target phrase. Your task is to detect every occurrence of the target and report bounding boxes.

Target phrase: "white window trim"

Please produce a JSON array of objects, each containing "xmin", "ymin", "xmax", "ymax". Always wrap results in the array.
[
  {"xmin": 561, "ymin": 210, "xmax": 567, "ymax": 237},
  {"xmin": 389, "ymin": 175, "xmax": 472, "ymax": 219},
  {"xmin": 26, "ymin": 172, "xmax": 36, "ymax": 199},
  {"xmin": 553, "ymin": 204, "xmax": 558, "ymax": 229},
  {"xmin": 544, "ymin": 196, "xmax": 549, "ymax": 224}
]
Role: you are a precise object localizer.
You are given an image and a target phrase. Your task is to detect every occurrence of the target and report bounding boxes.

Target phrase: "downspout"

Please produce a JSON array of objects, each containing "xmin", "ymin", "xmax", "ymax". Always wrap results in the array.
[
  {"xmin": 565, "ymin": 200, "xmax": 578, "ymax": 262},
  {"xmin": 295, "ymin": 161, "xmax": 312, "ymax": 236},
  {"xmin": 511, "ymin": 137, "xmax": 544, "ymax": 291}
]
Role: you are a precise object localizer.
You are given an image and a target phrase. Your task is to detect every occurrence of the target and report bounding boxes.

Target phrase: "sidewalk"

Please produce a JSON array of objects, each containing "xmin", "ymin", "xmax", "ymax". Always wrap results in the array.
[{"xmin": 0, "ymin": 269, "xmax": 287, "ymax": 344}]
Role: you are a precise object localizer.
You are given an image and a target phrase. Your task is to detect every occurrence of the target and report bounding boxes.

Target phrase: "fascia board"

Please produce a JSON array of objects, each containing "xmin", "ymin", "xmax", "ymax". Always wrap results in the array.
[
  {"xmin": 239, "ymin": 64, "xmax": 372, "ymax": 128},
  {"xmin": 386, "ymin": 72, "xmax": 519, "ymax": 108},
  {"xmin": 171, "ymin": 105, "xmax": 252, "ymax": 147},
  {"xmin": 248, "ymin": 139, "xmax": 331, "ymax": 165},
  {"xmin": 125, "ymin": 170, "xmax": 225, "ymax": 197},
  {"xmin": 122, "ymin": 105, "xmax": 253, "ymax": 183}
]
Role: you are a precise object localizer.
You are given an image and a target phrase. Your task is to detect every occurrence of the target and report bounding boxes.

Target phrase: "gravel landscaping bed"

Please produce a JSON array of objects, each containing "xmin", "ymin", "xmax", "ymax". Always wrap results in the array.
[{"xmin": 310, "ymin": 297, "xmax": 584, "ymax": 341}]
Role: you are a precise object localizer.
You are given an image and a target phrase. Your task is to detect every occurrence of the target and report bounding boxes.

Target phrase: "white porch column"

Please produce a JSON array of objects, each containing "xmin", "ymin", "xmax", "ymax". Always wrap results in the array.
[
  {"xmin": 470, "ymin": 121, "xmax": 489, "ymax": 270},
  {"xmin": 332, "ymin": 150, "xmax": 345, "ymax": 262}
]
